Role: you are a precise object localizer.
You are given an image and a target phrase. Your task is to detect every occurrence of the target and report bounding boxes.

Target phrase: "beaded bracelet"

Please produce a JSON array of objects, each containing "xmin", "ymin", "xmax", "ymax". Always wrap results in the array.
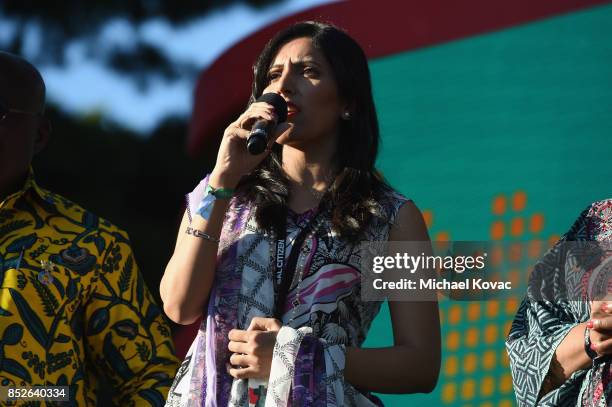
[
  {"xmin": 585, "ymin": 326, "xmax": 599, "ymax": 360},
  {"xmin": 185, "ymin": 226, "xmax": 220, "ymax": 243}
]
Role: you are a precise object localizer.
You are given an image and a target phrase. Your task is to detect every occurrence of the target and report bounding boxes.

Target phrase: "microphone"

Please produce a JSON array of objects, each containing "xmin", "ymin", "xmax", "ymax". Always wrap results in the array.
[{"xmin": 246, "ymin": 93, "xmax": 288, "ymax": 155}]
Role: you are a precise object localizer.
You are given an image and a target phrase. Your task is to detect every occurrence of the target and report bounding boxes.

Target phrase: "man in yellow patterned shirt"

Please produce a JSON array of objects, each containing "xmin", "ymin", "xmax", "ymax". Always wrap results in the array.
[{"xmin": 0, "ymin": 52, "xmax": 179, "ymax": 405}]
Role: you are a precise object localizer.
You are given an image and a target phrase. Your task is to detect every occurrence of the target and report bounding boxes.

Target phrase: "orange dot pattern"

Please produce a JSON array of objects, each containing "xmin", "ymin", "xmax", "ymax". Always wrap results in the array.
[
  {"xmin": 423, "ymin": 210, "xmax": 433, "ymax": 228},
  {"xmin": 442, "ymin": 383, "xmax": 457, "ymax": 404},
  {"xmin": 512, "ymin": 191, "xmax": 527, "ymax": 211},
  {"xmin": 491, "ymin": 221, "xmax": 505, "ymax": 240},
  {"xmin": 465, "ymin": 328, "xmax": 479, "ymax": 347},
  {"xmin": 530, "ymin": 213, "xmax": 544, "ymax": 233},
  {"xmin": 528, "ymin": 240, "xmax": 543, "ymax": 259},
  {"xmin": 492, "ymin": 195, "xmax": 506, "ymax": 215},
  {"xmin": 462, "ymin": 379, "xmax": 476, "ymax": 400},
  {"xmin": 481, "ymin": 377, "xmax": 495, "ymax": 397},
  {"xmin": 505, "ymin": 297, "xmax": 519, "ymax": 316},
  {"xmin": 437, "ymin": 231, "xmax": 451, "ymax": 241},
  {"xmin": 482, "ymin": 350, "xmax": 496, "ymax": 370},
  {"xmin": 491, "ymin": 246, "xmax": 504, "ymax": 266},
  {"xmin": 504, "ymin": 321, "xmax": 513, "ymax": 337},
  {"xmin": 510, "ymin": 217, "xmax": 524, "ymax": 236},
  {"xmin": 422, "ymin": 207, "xmax": 451, "ymax": 243},
  {"xmin": 440, "ymin": 297, "xmax": 516, "ymax": 404},
  {"xmin": 499, "ymin": 374, "xmax": 513, "ymax": 394},
  {"xmin": 484, "ymin": 325, "xmax": 498, "ymax": 344},
  {"xmin": 463, "ymin": 354, "xmax": 478, "ymax": 374},
  {"xmin": 447, "ymin": 331, "xmax": 460, "ymax": 351},
  {"xmin": 501, "ymin": 350, "xmax": 511, "ymax": 368},
  {"xmin": 445, "ymin": 355, "xmax": 458, "ymax": 376},
  {"xmin": 467, "ymin": 303, "xmax": 480, "ymax": 321},
  {"xmin": 486, "ymin": 301, "xmax": 500, "ymax": 318},
  {"xmin": 435, "ymin": 191, "xmax": 562, "ymax": 404},
  {"xmin": 508, "ymin": 243, "xmax": 522, "ymax": 262},
  {"xmin": 448, "ymin": 305, "xmax": 462, "ymax": 324}
]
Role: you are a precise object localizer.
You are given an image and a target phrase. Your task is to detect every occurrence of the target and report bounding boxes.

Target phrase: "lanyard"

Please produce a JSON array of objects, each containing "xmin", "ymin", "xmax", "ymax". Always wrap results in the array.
[{"xmin": 273, "ymin": 205, "xmax": 324, "ymax": 320}]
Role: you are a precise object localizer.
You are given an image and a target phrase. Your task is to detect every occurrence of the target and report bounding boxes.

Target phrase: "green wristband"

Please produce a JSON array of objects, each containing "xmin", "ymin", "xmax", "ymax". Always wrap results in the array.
[{"xmin": 206, "ymin": 184, "xmax": 234, "ymax": 199}]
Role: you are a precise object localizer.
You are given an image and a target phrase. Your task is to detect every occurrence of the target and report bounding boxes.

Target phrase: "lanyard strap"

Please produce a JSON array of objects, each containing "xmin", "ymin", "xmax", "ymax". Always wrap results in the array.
[{"xmin": 273, "ymin": 206, "xmax": 323, "ymax": 319}]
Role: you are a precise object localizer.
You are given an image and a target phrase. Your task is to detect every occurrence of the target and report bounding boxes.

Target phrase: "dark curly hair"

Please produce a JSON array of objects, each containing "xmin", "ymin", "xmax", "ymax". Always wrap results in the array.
[{"xmin": 236, "ymin": 21, "xmax": 391, "ymax": 241}]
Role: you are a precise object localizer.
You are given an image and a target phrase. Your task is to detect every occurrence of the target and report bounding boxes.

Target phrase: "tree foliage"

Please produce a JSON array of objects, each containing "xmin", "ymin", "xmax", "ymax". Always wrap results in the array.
[{"xmin": 1, "ymin": 0, "xmax": 282, "ymax": 76}]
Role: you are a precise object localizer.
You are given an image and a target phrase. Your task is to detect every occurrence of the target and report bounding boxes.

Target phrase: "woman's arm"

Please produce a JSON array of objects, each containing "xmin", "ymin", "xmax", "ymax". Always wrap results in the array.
[
  {"xmin": 160, "ymin": 101, "xmax": 289, "ymax": 325},
  {"xmin": 540, "ymin": 322, "xmax": 591, "ymax": 393},
  {"xmin": 160, "ymin": 172, "xmax": 234, "ymax": 325},
  {"xmin": 344, "ymin": 201, "xmax": 441, "ymax": 393},
  {"xmin": 542, "ymin": 302, "xmax": 612, "ymax": 396}
]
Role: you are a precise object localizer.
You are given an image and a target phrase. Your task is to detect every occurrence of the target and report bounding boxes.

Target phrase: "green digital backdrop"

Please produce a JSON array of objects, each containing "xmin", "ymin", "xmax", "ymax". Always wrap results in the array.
[{"xmin": 363, "ymin": 5, "xmax": 611, "ymax": 406}]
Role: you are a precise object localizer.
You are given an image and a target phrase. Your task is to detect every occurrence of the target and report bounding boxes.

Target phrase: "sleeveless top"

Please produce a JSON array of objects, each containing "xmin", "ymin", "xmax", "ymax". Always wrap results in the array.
[{"xmin": 166, "ymin": 175, "xmax": 410, "ymax": 407}]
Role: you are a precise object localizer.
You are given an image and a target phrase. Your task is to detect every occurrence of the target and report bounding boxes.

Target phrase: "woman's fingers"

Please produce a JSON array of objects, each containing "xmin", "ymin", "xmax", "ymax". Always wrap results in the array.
[
  {"xmin": 272, "ymin": 122, "xmax": 292, "ymax": 139},
  {"xmin": 228, "ymin": 328, "xmax": 250, "ymax": 342},
  {"xmin": 592, "ymin": 336, "xmax": 612, "ymax": 355},
  {"xmin": 228, "ymin": 365, "xmax": 254, "ymax": 379},
  {"xmin": 589, "ymin": 315, "xmax": 612, "ymax": 333},
  {"xmin": 229, "ymin": 352, "xmax": 254, "ymax": 367},
  {"xmin": 227, "ymin": 352, "xmax": 262, "ymax": 380},
  {"xmin": 213, "ymin": 100, "xmax": 285, "ymax": 180},
  {"xmin": 264, "ymin": 123, "xmax": 293, "ymax": 151},
  {"xmin": 228, "ymin": 340, "xmax": 249, "ymax": 354},
  {"xmin": 247, "ymin": 317, "xmax": 282, "ymax": 332},
  {"xmin": 236, "ymin": 103, "xmax": 277, "ymax": 130}
]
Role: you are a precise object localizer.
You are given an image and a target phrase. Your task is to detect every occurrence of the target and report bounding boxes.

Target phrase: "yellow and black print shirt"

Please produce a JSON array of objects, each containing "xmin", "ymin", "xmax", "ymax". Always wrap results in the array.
[{"xmin": 0, "ymin": 173, "xmax": 179, "ymax": 406}]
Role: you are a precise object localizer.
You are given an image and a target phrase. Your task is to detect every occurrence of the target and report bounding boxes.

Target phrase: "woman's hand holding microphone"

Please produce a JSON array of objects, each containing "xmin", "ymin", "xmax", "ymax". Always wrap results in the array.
[{"xmin": 210, "ymin": 99, "xmax": 291, "ymax": 189}]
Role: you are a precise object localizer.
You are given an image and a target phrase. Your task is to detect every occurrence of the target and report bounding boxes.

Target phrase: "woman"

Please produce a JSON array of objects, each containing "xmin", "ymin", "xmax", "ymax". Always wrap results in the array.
[
  {"xmin": 507, "ymin": 199, "xmax": 612, "ymax": 406},
  {"xmin": 161, "ymin": 21, "xmax": 440, "ymax": 406}
]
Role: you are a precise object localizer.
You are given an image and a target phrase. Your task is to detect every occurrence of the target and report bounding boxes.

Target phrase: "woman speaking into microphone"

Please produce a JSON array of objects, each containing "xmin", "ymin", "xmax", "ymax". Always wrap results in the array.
[{"xmin": 161, "ymin": 21, "xmax": 440, "ymax": 406}]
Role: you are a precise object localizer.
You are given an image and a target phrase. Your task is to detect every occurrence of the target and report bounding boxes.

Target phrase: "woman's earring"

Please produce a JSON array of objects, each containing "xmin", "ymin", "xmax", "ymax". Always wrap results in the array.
[{"xmin": 342, "ymin": 111, "xmax": 351, "ymax": 120}]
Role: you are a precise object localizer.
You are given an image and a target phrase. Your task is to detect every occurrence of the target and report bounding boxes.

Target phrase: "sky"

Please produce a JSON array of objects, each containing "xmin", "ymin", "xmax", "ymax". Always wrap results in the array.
[{"xmin": 0, "ymin": 0, "xmax": 335, "ymax": 136}]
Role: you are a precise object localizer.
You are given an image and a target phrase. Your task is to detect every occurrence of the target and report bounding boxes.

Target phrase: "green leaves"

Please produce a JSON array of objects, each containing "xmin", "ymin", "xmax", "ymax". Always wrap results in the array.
[
  {"xmin": 136, "ymin": 273, "xmax": 144, "ymax": 306},
  {"xmin": 81, "ymin": 212, "xmax": 99, "ymax": 229},
  {"xmin": 138, "ymin": 389, "xmax": 165, "ymax": 406},
  {"xmin": 136, "ymin": 341, "xmax": 151, "ymax": 362},
  {"xmin": 111, "ymin": 320, "xmax": 138, "ymax": 340},
  {"xmin": 84, "ymin": 234, "xmax": 106, "ymax": 255},
  {"xmin": 6, "ymin": 233, "xmax": 37, "ymax": 253},
  {"xmin": 87, "ymin": 308, "xmax": 109, "ymax": 336},
  {"xmin": 69, "ymin": 306, "xmax": 83, "ymax": 341},
  {"xmin": 143, "ymin": 303, "xmax": 161, "ymax": 328},
  {"xmin": 29, "ymin": 275, "xmax": 60, "ymax": 317},
  {"xmin": 2, "ymin": 358, "xmax": 32, "ymax": 382},
  {"xmin": 118, "ymin": 254, "xmax": 133, "ymax": 293},
  {"xmin": 102, "ymin": 332, "xmax": 134, "ymax": 381},
  {"xmin": 66, "ymin": 277, "xmax": 78, "ymax": 301},
  {"xmin": 9, "ymin": 288, "xmax": 48, "ymax": 349},
  {"xmin": 0, "ymin": 220, "xmax": 32, "ymax": 240},
  {"xmin": 2, "ymin": 323, "xmax": 23, "ymax": 345},
  {"xmin": 55, "ymin": 334, "xmax": 72, "ymax": 343}
]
